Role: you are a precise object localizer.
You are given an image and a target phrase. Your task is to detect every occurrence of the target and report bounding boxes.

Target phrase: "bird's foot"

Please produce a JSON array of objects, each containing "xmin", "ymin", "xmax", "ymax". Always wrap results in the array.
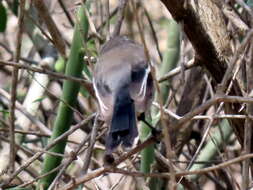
[{"xmin": 138, "ymin": 113, "xmax": 162, "ymax": 143}]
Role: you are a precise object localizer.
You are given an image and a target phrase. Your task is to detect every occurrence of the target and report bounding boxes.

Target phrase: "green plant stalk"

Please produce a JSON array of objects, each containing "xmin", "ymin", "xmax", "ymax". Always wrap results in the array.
[
  {"xmin": 140, "ymin": 20, "xmax": 180, "ymax": 189},
  {"xmin": 188, "ymin": 119, "xmax": 233, "ymax": 181},
  {"xmin": 140, "ymin": 118, "xmax": 155, "ymax": 173},
  {"xmin": 37, "ymin": 5, "xmax": 89, "ymax": 190},
  {"xmin": 159, "ymin": 19, "xmax": 180, "ymax": 101},
  {"xmin": 0, "ymin": 2, "xmax": 7, "ymax": 32}
]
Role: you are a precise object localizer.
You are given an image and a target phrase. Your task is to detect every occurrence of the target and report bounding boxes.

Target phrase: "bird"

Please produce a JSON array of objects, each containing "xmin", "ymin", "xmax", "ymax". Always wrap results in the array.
[{"xmin": 93, "ymin": 36, "xmax": 154, "ymax": 159}]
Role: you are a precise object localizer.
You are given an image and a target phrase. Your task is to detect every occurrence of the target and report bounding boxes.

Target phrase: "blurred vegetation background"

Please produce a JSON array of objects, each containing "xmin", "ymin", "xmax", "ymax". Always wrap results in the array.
[{"xmin": 0, "ymin": 0, "xmax": 253, "ymax": 189}]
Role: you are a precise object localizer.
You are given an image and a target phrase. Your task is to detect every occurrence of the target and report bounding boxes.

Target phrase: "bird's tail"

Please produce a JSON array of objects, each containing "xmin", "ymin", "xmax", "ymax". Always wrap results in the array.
[{"xmin": 106, "ymin": 86, "xmax": 138, "ymax": 152}]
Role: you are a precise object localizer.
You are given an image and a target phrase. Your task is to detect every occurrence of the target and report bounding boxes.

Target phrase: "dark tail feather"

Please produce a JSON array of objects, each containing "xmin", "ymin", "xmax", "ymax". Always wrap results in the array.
[{"xmin": 106, "ymin": 87, "xmax": 138, "ymax": 152}]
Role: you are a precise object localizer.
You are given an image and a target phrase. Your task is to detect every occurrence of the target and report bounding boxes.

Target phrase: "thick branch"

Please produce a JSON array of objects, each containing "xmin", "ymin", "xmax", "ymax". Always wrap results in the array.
[{"xmin": 160, "ymin": 0, "xmax": 227, "ymax": 82}]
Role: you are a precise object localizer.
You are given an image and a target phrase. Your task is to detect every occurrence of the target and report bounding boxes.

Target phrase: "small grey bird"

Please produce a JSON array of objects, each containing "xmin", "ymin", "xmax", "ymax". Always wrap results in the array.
[{"xmin": 93, "ymin": 36, "xmax": 154, "ymax": 155}]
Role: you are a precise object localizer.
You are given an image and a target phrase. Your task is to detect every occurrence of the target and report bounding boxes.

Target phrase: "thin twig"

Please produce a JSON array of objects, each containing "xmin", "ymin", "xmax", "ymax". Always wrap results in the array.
[
  {"xmin": 153, "ymin": 101, "xmax": 249, "ymax": 120},
  {"xmin": 242, "ymin": 43, "xmax": 253, "ymax": 190},
  {"xmin": 47, "ymin": 127, "xmax": 95, "ymax": 190},
  {"xmin": 0, "ymin": 128, "xmax": 50, "ymax": 138},
  {"xmin": 108, "ymin": 153, "xmax": 253, "ymax": 178},
  {"xmin": 18, "ymin": 164, "xmax": 64, "ymax": 188},
  {"xmin": 131, "ymin": 1, "xmax": 176, "ymax": 188},
  {"xmin": 106, "ymin": 0, "xmax": 110, "ymax": 39},
  {"xmin": 82, "ymin": 114, "xmax": 100, "ymax": 173},
  {"xmin": 24, "ymin": 11, "xmax": 55, "ymax": 46},
  {"xmin": 222, "ymin": 2, "xmax": 249, "ymax": 34},
  {"xmin": 0, "ymin": 42, "xmax": 38, "ymax": 64},
  {"xmin": 174, "ymin": 95, "xmax": 253, "ymax": 130},
  {"xmin": 9, "ymin": 0, "xmax": 26, "ymax": 173},
  {"xmin": 158, "ymin": 59, "xmax": 195, "ymax": 82},
  {"xmin": 33, "ymin": 0, "xmax": 66, "ymax": 58},
  {"xmin": 0, "ymin": 88, "xmax": 52, "ymax": 135},
  {"xmin": 88, "ymin": 7, "xmax": 118, "ymax": 41},
  {"xmin": 0, "ymin": 114, "xmax": 96, "ymax": 188},
  {"xmin": 0, "ymin": 128, "xmax": 79, "ymax": 145},
  {"xmin": 84, "ymin": 7, "xmax": 103, "ymax": 40},
  {"xmin": 142, "ymin": 5, "xmax": 162, "ymax": 61},
  {"xmin": 179, "ymin": 68, "xmax": 245, "ymax": 183},
  {"xmin": 111, "ymin": 0, "xmax": 129, "ymax": 37},
  {"xmin": 47, "ymin": 128, "xmax": 108, "ymax": 190},
  {"xmin": 0, "ymin": 60, "xmax": 94, "ymax": 95},
  {"xmin": 110, "ymin": 175, "xmax": 125, "ymax": 190},
  {"xmin": 57, "ymin": 0, "xmax": 74, "ymax": 27},
  {"xmin": 234, "ymin": 0, "xmax": 253, "ymax": 20},
  {"xmin": 59, "ymin": 136, "xmax": 159, "ymax": 190},
  {"xmin": 219, "ymin": 29, "xmax": 253, "ymax": 92}
]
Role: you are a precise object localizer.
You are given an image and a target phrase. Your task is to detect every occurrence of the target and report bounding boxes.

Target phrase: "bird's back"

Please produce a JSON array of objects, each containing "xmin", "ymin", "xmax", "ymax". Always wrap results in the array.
[
  {"xmin": 93, "ymin": 36, "xmax": 154, "ymax": 155},
  {"xmin": 94, "ymin": 36, "xmax": 147, "ymax": 92}
]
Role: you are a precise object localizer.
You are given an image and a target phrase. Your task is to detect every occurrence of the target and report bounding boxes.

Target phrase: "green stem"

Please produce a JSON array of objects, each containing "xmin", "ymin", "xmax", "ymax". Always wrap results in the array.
[
  {"xmin": 140, "ymin": 19, "xmax": 180, "ymax": 190},
  {"xmin": 37, "ymin": 4, "xmax": 89, "ymax": 190},
  {"xmin": 188, "ymin": 119, "xmax": 233, "ymax": 181}
]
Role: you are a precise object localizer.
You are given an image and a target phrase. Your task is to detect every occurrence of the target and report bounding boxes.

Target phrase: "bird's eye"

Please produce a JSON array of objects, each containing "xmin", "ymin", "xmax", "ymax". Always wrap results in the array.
[
  {"xmin": 97, "ymin": 81, "xmax": 111, "ymax": 96},
  {"xmin": 103, "ymin": 84, "xmax": 111, "ymax": 94},
  {"xmin": 131, "ymin": 67, "xmax": 146, "ymax": 82}
]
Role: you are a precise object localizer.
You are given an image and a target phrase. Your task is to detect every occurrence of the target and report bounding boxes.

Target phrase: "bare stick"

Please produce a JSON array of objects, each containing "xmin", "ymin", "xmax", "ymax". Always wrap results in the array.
[
  {"xmin": 106, "ymin": 0, "xmax": 110, "ymax": 39},
  {"xmin": 33, "ymin": 0, "xmax": 66, "ymax": 58},
  {"xmin": 18, "ymin": 164, "xmax": 64, "ymax": 188},
  {"xmin": 0, "ymin": 60, "xmax": 94, "ymax": 95},
  {"xmin": 142, "ymin": 5, "xmax": 162, "ymax": 61},
  {"xmin": 61, "ymin": 153, "xmax": 253, "ymax": 189},
  {"xmin": 174, "ymin": 95, "xmax": 253, "ymax": 130},
  {"xmin": 47, "ymin": 128, "xmax": 94, "ymax": 190},
  {"xmin": 242, "ymin": 43, "xmax": 253, "ymax": 190},
  {"xmin": 158, "ymin": 59, "xmax": 195, "ymax": 82},
  {"xmin": 9, "ymin": 0, "xmax": 26, "ymax": 173},
  {"xmin": 0, "ymin": 114, "xmax": 95, "ymax": 188},
  {"xmin": 82, "ymin": 114, "xmax": 100, "ymax": 173},
  {"xmin": 219, "ymin": 29, "xmax": 253, "ymax": 92},
  {"xmin": 57, "ymin": 0, "xmax": 74, "ymax": 27},
  {"xmin": 108, "ymin": 153, "xmax": 253, "ymax": 178},
  {"xmin": 132, "ymin": 1, "xmax": 177, "ymax": 188},
  {"xmin": 59, "ymin": 136, "xmax": 158, "ymax": 190},
  {"xmin": 112, "ymin": 0, "xmax": 129, "ymax": 37},
  {"xmin": 234, "ymin": 0, "xmax": 253, "ymax": 20}
]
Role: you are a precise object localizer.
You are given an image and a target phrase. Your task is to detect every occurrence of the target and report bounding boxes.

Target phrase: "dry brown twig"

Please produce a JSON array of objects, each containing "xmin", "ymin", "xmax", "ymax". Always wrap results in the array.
[
  {"xmin": 57, "ymin": 0, "xmax": 75, "ymax": 27},
  {"xmin": 106, "ymin": 153, "xmax": 253, "ymax": 178},
  {"xmin": 8, "ymin": 0, "xmax": 26, "ymax": 174},
  {"xmin": 219, "ymin": 29, "xmax": 253, "ymax": 93},
  {"xmin": 158, "ymin": 59, "xmax": 195, "ymax": 82},
  {"xmin": 0, "ymin": 114, "xmax": 96, "ymax": 188},
  {"xmin": 59, "ymin": 152, "xmax": 253, "ymax": 190},
  {"xmin": 222, "ymin": 2, "xmax": 249, "ymax": 34},
  {"xmin": 131, "ymin": 1, "xmax": 177, "ymax": 188},
  {"xmin": 112, "ymin": 0, "xmax": 129, "ymax": 37},
  {"xmin": 0, "ymin": 60, "xmax": 94, "ymax": 95},
  {"xmin": 174, "ymin": 95, "xmax": 253, "ymax": 130},
  {"xmin": 59, "ymin": 135, "xmax": 158, "ymax": 190},
  {"xmin": 142, "ymin": 4, "xmax": 163, "ymax": 61},
  {"xmin": 242, "ymin": 43, "xmax": 253, "ymax": 190},
  {"xmin": 17, "ymin": 164, "xmax": 64, "ymax": 188},
  {"xmin": 47, "ymin": 116, "xmax": 100, "ymax": 190},
  {"xmin": 33, "ymin": 0, "xmax": 66, "ymax": 58},
  {"xmin": 82, "ymin": 114, "xmax": 100, "ymax": 174}
]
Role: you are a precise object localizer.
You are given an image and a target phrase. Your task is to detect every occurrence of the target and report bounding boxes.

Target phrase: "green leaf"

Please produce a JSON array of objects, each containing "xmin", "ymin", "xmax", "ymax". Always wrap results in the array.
[
  {"xmin": 54, "ymin": 56, "xmax": 66, "ymax": 73},
  {"xmin": 12, "ymin": 0, "xmax": 19, "ymax": 16},
  {"xmin": 0, "ymin": 2, "xmax": 7, "ymax": 32},
  {"xmin": 32, "ymin": 96, "xmax": 46, "ymax": 103},
  {"xmin": 0, "ymin": 109, "xmax": 9, "ymax": 115}
]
